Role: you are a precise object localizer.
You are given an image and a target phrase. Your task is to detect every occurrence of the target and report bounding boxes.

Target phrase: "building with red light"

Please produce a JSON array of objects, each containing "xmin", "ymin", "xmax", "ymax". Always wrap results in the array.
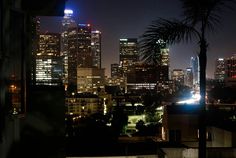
[{"xmin": 225, "ymin": 54, "xmax": 236, "ymax": 79}]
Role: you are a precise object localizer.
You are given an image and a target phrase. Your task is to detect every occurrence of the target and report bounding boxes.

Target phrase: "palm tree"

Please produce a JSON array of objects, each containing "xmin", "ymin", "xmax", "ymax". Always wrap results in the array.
[{"xmin": 139, "ymin": 0, "xmax": 235, "ymax": 157}]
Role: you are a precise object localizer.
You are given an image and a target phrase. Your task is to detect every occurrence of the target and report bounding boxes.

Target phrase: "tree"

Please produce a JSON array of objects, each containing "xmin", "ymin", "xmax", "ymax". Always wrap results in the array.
[
  {"xmin": 111, "ymin": 108, "xmax": 128, "ymax": 136},
  {"xmin": 139, "ymin": 1, "xmax": 235, "ymax": 157}
]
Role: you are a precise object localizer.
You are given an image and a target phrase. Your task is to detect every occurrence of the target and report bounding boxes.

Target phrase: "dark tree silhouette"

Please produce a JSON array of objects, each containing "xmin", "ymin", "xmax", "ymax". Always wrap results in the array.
[{"xmin": 139, "ymin": 0, "xmax": 235, "ymax": 157}]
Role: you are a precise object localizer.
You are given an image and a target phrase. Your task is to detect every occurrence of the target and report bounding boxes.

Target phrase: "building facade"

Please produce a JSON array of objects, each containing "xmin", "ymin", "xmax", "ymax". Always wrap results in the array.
[
  {"xmin": 126, "ymin": 63, "xmax": 169, "ymax": 92},
  {"xmin": 119, "ymin": 38, "xmax": 139, "ymax": 75},
  {"xmin": 77, "ymin": 67, "xmax": 105, "ymax": 94},
  {"xmin": 91, "ymin": 30, "xmax": 102, "ymax": 68},
  {"xmin": 185, "ymin": 67, "xmax": 193, "ymax": 88},
  {"xmin": 61, "ymin": 9, "xmax": 77, "ymax": 85},
  {"xmin": 214, "ymin": 58, "xmax": 226, "ymax": 80},
  {"xmin": 225, "ymin": 55, "xmax": 236, "ymax": 78},
  {"xmin": 190, "ymin": 56, "xmax": 199, "ymax": 85},
  {"xmin": 172, "ymin": 69, "xmax": 185, "ymax": 85},
  {"xmin": 77, "ymin": 24, "xmax": 92, "ymax": 68},
  {"xmin": 36, "ymin": 33, "xmax": 63, "ymax": 85},
  {"xmin": 111, "ymin": 63, "xmax": 122, "ymax": 78}
]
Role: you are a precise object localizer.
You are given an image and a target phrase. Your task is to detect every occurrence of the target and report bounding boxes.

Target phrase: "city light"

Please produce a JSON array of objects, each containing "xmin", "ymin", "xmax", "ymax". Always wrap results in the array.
[
  {"xmin": 64, "ymin": 9, "xmax": 73, "ymax": 15},
  {"xmin": 177, "ymin": 92, "xmax": 201, "ymax": 104}
]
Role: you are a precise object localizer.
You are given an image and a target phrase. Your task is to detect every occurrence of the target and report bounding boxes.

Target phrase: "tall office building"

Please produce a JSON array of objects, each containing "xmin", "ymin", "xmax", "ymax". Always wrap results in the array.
[
  {"xmin": 91, "ymin": 30, "xmax": 102, "ymax": 68},
  {"xmin": 67, "ymin": 26, "xmax": 78, "ymax": 86},
  {"xmin": 185, "ymin": 67, "xmax": 193, "ymax": 87},
  {"xmin": 190, "ymin": 56, "xmax": 199, "ymax": 85},
  {"xmin": 67, "ymin": 24, "xmax": 92, "ymax": 86},
  {"xmin": 157, "ymin": 39, "xmax": 169, "ymax": 67},
  {"xmin": 119, "ymin": 38, "xmax": 139, "ymax": 75},
  {"xmin": 156, "ymin": 39, "xmax": 170, "ymax": 81},
  {"xmin": 36, "ymin": 33, "xmax": 62, "ymax": 85},
  {"xmin": 61, "ymin": 9, "xmax": 77, "ymax": 85},
  {"xmin": 214, "ymin": 58, "xmax": 226, "ymax": 80},
  {"xmin": 77, "ymin": 24, "xmax": 92, "ymax": 67},
  {"xmin": 225, "ymin": 54, "xmax": 236, "ymax": 78}
]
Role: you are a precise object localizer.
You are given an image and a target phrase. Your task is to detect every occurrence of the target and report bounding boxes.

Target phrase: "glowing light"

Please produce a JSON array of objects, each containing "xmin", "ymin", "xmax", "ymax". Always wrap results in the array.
[
  {"xmin": 120, "ymin": 39, "xmax": 128, "ymax": 41},
  {"xmin": 177, "ymin": 93, "xmax": 201, "ymax": 104},
  {"xmin": 79, "ymin": 24, "xmax": 91, "ymax": 27},
  {"xmin": 64, "ymin": 9, "xmax": 73, "ymax": 15},
  {"xmin": 92, "ymin": 30, "xmax": 100, "ymax": 34}
]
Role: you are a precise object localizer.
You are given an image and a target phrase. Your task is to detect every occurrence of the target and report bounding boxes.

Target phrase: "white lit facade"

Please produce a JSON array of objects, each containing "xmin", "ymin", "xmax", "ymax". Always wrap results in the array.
[
  {"xmin": 36, "ymin": 33, "xmax": 62, "ymax": 85},
  {"xmin": 190, "ymin": 56, "xmax": 199, "ymax": 85}
]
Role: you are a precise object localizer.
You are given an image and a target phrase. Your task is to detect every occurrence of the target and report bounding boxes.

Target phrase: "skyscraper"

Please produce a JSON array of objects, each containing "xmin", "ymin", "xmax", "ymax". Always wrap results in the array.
[
  {"xmin": 157, "ymin": 39, "xmax": 169, "ymax": 67},
  {"xmin": 190, "ymin": 56, "xmax": 199, "ymax": 85},
  {"xmin": 225, "ymin": 54, "xmax": 236, "ymax": 78},
  {"xmin": 77, "ymin": 24, "xmax": 92, "ymax": 68},
  {"xmin": 214, "ymin": 58, "xmax": 225, "ymax": 80},
  {"xmin": 185, "ymin": 67, "xmax": 193, "ymax": 87},
  {"xmin": 67, "ymin": 26, "xmax": 78, "ymax": 86},
  {"xmin": 61, "ymin": 9, "xmax": 76, "ymax": 85},
  {"xmin": 67, "ymin": 24, "xmax": 92, "ymax": 87},
  {"xmin": 119, "ymin": 38, "xmax": 139, "ymax": 75},
  {"xmin": 91, "ymin": 30, "xmax": 102, "ymax": 68},
  {"xmin": 36, "ymin": 33, "xmax": 62, "ymax": 85},
  {"xmin": 156, "ymin": 39, "xmax": 170, "ymax": 81}
]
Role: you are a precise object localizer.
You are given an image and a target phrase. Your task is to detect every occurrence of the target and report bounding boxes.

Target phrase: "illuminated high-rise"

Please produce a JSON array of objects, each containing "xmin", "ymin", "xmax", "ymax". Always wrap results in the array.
[
  {"xmin": 148, "ymin": 39, "xmax": 170, "ymax": 81},
  {"xmin": 185, "ymin": 67, "xmax": 193, "ymax": 87},
  {"xmin": 119, "ymin": 38, "xmax": 139, "ymax": 75},
  {"xmin": 91, "ymin": 30, "xmax": 102, "ymax": 68},
  {"xmin": 61, "ymin": 9, "xmax": 76, "ymax": 85},
  {"xmin": 225, "ymin": 54, "xmax": 236, "ymax": 78},
  {"xmin": 214, "ymin": 58, "xmax": 226, "ymax": 80},
  {"xmin": 77, "ymin": 24, "xmax": 92, "ymax": 67},
  {"xmin": 190, "ymin": 56, "xmax": 199, "ymax": 85},
  {"xmin": 36, "ymin": 33, "xmax": 62, "ymax": 85},
  {"xmin": 67, "ymin": 24, "xmax": 92, "ymax": 86},
  {"xmin": 157, "ymin": 39, "xmax": 169, "ymax": 67}
]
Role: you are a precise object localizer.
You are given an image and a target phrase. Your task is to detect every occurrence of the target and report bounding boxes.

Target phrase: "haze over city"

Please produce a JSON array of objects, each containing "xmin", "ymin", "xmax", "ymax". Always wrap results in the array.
[{"xmin": 40, "ymin": 0, "xmax": 236, "ymax": 78}]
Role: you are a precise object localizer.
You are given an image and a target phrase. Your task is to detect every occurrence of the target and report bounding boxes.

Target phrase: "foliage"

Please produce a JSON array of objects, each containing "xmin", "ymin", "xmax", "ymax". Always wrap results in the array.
[{"xmin": 111, "ymin": 108, "xmax": 128, "ymax": 135}]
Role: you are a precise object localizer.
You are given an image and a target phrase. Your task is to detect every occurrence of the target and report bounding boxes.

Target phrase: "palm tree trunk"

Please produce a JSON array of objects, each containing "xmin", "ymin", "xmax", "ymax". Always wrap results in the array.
[{"xmin": 198, "ymin": 39, "xmax": 207, "ymax": 158}]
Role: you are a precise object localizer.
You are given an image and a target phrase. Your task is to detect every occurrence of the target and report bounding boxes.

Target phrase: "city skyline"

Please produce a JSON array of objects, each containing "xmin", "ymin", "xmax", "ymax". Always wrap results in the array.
[{"xmin": 40, "ymin": 0, "xmax": 236, "ymax": 78}]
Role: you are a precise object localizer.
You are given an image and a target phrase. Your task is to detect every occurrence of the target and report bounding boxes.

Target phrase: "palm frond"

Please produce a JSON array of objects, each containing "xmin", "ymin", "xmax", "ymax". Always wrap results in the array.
[
  {"xmin": 181, "ymin": 0, "xmax": 236, "ymax": 30},
  {"xmin": 139, "ymin": 18, "xmax": 199, "ymax": 64}
]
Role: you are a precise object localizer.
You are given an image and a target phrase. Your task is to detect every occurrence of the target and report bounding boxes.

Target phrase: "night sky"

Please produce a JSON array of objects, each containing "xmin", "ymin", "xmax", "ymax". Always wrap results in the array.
[{"xmin": 40, "ymin": 0, "xmax": 236, "ymax": 78}]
